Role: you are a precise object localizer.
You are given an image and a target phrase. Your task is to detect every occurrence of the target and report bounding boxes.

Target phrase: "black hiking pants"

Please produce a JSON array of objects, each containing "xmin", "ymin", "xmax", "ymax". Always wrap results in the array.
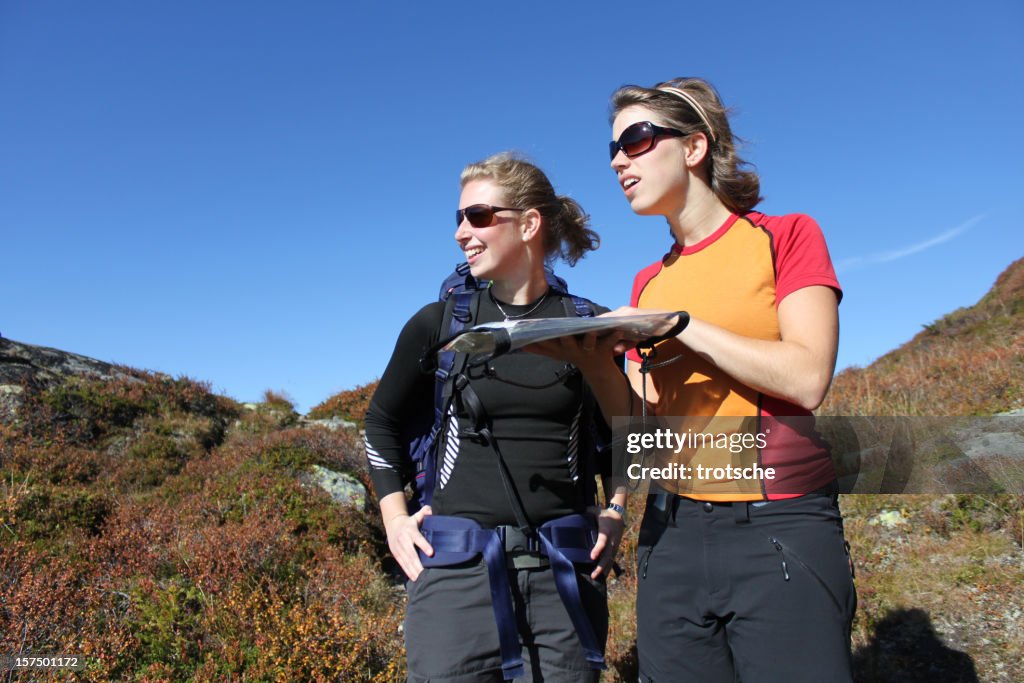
[{"xmin": 636, "ymin": 487, "xmax": 856, "ymax": 683}]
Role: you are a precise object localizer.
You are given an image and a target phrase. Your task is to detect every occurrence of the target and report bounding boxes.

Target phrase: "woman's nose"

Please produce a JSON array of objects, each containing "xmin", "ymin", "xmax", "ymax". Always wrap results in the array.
[{"xmin": 610, "ymin": 149, "xmax": 628, "ymax": 171}]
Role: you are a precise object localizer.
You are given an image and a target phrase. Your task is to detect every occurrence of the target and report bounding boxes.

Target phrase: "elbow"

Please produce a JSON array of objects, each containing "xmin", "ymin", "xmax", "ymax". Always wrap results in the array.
[
  {"xmin": 796, "ymin": 375, "xmax": 832, "ymax": 412},
  {"xmin": 796, "ymin": 392, "xmax": 825, "ymax": 413}
]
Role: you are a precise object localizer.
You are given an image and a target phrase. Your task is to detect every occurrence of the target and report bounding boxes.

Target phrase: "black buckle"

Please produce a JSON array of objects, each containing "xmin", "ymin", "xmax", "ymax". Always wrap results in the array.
[{"xmin": 498, "ymin": 526, "xmax": 547, "ymax": 569}]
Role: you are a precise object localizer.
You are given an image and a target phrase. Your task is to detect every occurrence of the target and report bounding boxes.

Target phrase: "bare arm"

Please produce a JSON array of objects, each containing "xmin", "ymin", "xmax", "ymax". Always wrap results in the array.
[
  {"xmin": 663, "ymin": 285, "xmax": 839, "ymax": 410},
  {"xmin": 378, "ymin": 492, "xmax": 434, "ymax": 581}
]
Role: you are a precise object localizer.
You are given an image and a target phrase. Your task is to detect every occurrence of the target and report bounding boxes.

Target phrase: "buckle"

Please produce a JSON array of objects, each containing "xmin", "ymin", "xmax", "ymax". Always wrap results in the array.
[
  {"xmin": 500, "ymin": 526, "xmax": 540, "ymax": 554},
  {"xmin": 498, "ymin": 526, "xmax": 548, "ymax": 569}
]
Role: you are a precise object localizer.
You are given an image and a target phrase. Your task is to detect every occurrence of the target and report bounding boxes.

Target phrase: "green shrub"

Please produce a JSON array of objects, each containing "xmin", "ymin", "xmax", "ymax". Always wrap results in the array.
[{"xmin": 13, "ymin": 486, "xmax": 112, "ymax": 540}]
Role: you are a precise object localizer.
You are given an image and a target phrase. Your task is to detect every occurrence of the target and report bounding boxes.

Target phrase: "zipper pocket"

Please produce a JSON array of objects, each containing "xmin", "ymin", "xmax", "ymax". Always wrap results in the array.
[
  {"xmin": 769, "ymin": 536, "xmax": 790, "ymax": 580},
  {"xmin": 640, "ymin": 546, "xmax": 654, "ymax": 580},
  {"xmin": 768, "ymin": 536, "xmax": 844, "ymax": 614}
]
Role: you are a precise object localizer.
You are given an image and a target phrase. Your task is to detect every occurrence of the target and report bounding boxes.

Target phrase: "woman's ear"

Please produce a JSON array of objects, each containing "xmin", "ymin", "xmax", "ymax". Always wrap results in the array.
[
  {"xmin": 520, "ymin": 208, "xmax": 543, "ymax": 242},
  {"xmin": 684, "ymin": 132, "xmax": 711, "ymax": 170}
]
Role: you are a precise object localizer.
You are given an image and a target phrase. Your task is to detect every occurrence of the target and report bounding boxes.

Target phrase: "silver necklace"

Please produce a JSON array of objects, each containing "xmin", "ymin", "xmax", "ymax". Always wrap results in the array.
[{"xmin": 489, "ymin": 288, "xmax": 548, "ymax": 320}]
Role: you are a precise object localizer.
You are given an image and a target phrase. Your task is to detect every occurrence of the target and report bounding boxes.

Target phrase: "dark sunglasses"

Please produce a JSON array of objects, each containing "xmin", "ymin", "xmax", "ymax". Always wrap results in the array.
[
  {"xmin": 609, "ymin": 121, "xmax": 686, "ymax": 161},
  {"xmin": 456, "ymin": 204, "xmax": 524, "ymax": 228}
]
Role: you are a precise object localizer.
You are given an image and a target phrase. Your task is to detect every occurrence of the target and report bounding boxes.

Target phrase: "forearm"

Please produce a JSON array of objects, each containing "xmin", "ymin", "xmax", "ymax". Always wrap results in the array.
[
  {"xmin": 577, "ymin": 357, "xmax": 643, "ymax": 426},
  {"xmin": 677, "ymin": 316, "xmax": 837, "ymax": 411},
  {"xmin": 601, "ymin": 475, "xmax": 627, "ymax": 507},
  {"xmin": 378, "ymin": 490, "xmax": 410, "ymax": 526}
]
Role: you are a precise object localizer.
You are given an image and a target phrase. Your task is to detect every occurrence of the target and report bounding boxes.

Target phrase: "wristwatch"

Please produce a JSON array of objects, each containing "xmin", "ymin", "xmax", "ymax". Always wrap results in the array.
[{"xmin": 606, "ymin": 502, "xmax": 626, "ymax": 518}]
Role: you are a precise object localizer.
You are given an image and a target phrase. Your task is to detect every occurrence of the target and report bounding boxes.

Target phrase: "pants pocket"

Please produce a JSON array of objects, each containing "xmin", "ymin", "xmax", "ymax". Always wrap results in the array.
[
  {"xmin": 767, "ymin": 534, "xmax": 854, "ymax": 619},
  {"xmin": 637, "ymin": 493, "xmax": 671, "ymax": 580}
]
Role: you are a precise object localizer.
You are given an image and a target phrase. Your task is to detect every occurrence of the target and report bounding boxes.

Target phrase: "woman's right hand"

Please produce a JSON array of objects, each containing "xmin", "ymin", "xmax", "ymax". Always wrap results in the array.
[{"xmin": 384, "ymin": 504, "xmax": 435, "ymax": 581}]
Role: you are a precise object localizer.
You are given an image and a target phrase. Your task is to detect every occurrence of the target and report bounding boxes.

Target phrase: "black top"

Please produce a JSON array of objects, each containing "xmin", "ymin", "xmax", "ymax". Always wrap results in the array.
[{"xmin": 364, "ymin": 290, "xmax": 611, "ymax": 528}]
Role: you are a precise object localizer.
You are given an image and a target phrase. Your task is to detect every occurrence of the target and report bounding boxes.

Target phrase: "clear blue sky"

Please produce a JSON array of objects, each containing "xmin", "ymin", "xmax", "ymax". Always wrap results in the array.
[{"xmin": 3, "ymin": 1, "xmax": 1021, "ymax": 413}]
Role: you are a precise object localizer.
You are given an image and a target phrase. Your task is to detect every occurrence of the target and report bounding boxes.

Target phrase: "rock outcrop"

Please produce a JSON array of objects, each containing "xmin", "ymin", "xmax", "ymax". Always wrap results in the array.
[{"xmin": 0, "ymin": 337, "xmax": 138, "ymax": 420}]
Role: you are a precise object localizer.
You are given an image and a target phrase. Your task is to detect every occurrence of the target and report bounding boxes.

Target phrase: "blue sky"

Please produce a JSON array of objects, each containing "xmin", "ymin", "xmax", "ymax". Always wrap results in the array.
[{"xmin": 2, "ymin": 1, "xmax": 1021, "ymax": 413}]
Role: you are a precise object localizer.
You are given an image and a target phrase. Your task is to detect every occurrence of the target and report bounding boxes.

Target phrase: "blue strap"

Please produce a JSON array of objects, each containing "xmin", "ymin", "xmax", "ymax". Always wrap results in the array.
[
  {"xmin": 423, "ymin": 290, "xmax": 475, "ymax": 506},
  {"xmin": 417, "ymin": 516, "xmax": 524, "ymax": 680},
  {"xmin": 569, "ymin": 293, "xmax": 594, "ymax": 318},
  {"xmin": 418, "ymin": 513, "xmax": 602, "ymax": 676},
  {"xmin": 485, "ymin": 530, "xmax": 525, "ymax": 680},
  {"xmin": 536, "ymin": 532, "xmax": 605, "ymax": 671}
]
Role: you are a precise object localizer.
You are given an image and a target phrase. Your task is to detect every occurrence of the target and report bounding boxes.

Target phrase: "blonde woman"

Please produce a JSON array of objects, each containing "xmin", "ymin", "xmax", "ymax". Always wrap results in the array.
[{"xmin": 365, "ymin": 153, "xmax": 624, "ymax": 682}]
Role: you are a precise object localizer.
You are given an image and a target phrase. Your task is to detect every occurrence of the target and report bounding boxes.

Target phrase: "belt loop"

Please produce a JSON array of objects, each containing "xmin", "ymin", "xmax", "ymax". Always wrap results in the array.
[
  {"xmin": 733, "ymin": 501, "xmax": 750, "ymax": 524},
  {"xmin": 669, "ymin": 494, "xmax": 681, "ymax": 524}
]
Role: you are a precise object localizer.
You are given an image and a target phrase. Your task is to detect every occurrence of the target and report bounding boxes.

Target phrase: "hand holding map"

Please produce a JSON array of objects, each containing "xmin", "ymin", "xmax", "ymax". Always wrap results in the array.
[{"xmin": 438, "ymin": 311, "xmax": 688, "ymax": 359}]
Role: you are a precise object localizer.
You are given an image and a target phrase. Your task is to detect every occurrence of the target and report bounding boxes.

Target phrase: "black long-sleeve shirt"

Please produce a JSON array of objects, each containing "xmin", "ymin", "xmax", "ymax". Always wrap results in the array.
[{"xmin": 364, "ymin": 291, "xmax": 610, "ymax": 528}]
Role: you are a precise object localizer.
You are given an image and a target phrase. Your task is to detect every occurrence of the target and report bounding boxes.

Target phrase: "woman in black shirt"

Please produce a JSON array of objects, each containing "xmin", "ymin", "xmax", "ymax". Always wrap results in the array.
[{"xmin": 364, "ymin": 153, "xmax": 625, "ymax": 682}]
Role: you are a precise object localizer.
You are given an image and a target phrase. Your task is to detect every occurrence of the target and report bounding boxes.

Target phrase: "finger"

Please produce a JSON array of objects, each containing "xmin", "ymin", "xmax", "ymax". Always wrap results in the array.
[
  {"xmin": 411, "ymin": 505, "xmax": 432, "ymax": 523},
  {"xmin": 590, "ymin": 533, "xmax": 607, "ymax": 562},
  {"xmin": 614, "ymin": 340, "xmax": 637, "ymax": 354},
  {"xmin": 412, "ymin": 529, "xmax": 434, "ymax": 558},
  {"xmin": 400, "ymin": 553, "xmax": 423, "ymax": 582},
  {"xmin": 591, "ymin": 550, "xmax": 613, "ymax": 580}
]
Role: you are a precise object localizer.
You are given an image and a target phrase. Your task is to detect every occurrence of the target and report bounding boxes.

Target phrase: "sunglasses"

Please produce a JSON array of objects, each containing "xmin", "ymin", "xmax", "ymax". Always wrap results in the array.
[
  {"xmin": 455, "ymin": 204, "xmax": 524, "ymax": 228},
  {"xmin": 609, "ymin": 121, "xmax": 686, "ymax": 161}
]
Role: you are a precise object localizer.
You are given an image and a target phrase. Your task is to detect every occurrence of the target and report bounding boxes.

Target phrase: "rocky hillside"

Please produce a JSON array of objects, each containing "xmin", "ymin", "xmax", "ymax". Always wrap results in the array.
[
  {"xmin": 816, "ymin": 257, "xmax": 1024, "ymax": 682},
  {"xmin": 0, "ymin": 338, "xmax": 399, "ymax": 681},
  {"xmin": 821, "ymin": 257, "xmax": 1024, "ymax": 416},
  {"xmin": 1, "ymin": 256, "xmax": 1021, "ymax": 681}
]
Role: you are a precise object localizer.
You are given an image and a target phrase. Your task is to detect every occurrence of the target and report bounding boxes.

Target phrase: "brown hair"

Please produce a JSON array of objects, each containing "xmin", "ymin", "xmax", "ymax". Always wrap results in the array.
[
  {"xmin": 610, "ymin": 77, "xmax": 762, "ymax": 214},
  {"xmin": 460, "ymin": 152, "xmax": 599, "ymax": 266}
]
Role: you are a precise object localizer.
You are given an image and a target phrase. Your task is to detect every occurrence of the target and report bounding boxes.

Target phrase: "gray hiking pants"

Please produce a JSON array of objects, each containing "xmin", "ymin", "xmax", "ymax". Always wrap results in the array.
[{"xmin": 404, "ymin": 557, "xmax": 608, "ymax": 682}]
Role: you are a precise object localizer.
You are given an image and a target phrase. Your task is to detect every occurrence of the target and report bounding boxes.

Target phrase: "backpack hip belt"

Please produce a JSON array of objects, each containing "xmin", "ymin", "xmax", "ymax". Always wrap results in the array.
[{"xmin": 417, "ymin": 512, "xmax": 605, "ymax": 679}]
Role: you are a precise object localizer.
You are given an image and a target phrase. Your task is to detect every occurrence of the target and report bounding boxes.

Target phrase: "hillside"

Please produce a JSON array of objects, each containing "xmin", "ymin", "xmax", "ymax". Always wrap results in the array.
[
  {"xmin": 1, "ymin": 257, "xmax": 1021, "ymax": 681},
  {"xmin": 0, "ymin": 340, "xmax": 401, "ymax": 681},
  {"xmin": 305, "ymin": 258, "xmax": 1024, "ymax": 682},
  {"xmin": 818, "ymin": 257, "xmax": 1024, "ymax": 682},
  {"xmin": 821, "ymin": 256, "xmax": 1024, "ymax": 416}
]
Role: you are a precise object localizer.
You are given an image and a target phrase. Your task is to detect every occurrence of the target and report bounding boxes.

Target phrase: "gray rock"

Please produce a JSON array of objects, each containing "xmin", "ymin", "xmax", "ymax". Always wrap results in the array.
[
  {"xmin": 0, "ymin": 337, "xmax": 140, "ymax": 421},
  {"xmin": 301, "ymin": 416, "xmax": 357, "ymax": 431},
  {"xmin": 302, "ymin": 464, "xmax": 367, "ymax": 508}
]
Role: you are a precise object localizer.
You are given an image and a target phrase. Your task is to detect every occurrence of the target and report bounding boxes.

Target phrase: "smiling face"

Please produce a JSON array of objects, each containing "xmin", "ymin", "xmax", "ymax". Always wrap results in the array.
[
  {"xmin": 454, "ymin": 179, "xmax": 528, "ymax": 282},
  {"xmin": 610, "ymin": 104, "xmax": 693, "ymax": 218}
]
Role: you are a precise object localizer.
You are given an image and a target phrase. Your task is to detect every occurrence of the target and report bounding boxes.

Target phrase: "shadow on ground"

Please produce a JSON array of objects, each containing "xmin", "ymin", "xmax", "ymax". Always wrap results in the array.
[{"xmin": 853, "ymin": 607, "xmax": 978, "ymax": 682}]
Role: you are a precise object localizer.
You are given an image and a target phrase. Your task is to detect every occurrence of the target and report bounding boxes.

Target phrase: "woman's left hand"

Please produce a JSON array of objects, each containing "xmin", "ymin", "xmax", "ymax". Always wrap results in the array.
[{"xmin": 589, "ymin": 506, "xmax": 625, "ymax": 580}]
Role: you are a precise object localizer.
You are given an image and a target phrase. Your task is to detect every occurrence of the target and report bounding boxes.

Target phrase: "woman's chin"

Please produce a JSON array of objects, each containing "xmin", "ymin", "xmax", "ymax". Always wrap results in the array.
[{"xmin": 468, "ymin": 263, "xmax": 493, "ymax": 282}]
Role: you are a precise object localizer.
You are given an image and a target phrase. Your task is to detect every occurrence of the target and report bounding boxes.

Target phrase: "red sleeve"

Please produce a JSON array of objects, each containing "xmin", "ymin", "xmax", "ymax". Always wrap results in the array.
[
  {"xmin": 626, "ymin": 259, "xmax": 665, "ymax": 364},
  {"xmin": 758, "ymin": 213, "xmax": 843, "ymax": 306}
]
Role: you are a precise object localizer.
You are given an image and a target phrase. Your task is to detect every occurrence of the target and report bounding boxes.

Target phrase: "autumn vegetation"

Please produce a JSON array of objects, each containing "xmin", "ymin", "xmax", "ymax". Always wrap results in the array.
[
  {"xmin": 1, "ymin": 259, "xmax": 1021, "ymax": 681},
  {"xmin": 1, "ymin": 372, "xmax": 401, "ymax": 681}
]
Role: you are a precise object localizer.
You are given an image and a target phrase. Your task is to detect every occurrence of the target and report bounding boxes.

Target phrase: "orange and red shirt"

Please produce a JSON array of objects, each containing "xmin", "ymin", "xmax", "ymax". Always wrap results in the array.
[{"xmin": 627, "ymin": 212, "xmax": 842, "ymax": 501}]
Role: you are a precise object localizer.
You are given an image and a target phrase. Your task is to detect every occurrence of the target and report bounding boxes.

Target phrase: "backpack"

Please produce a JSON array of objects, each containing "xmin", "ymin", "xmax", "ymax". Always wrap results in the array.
[{"xmin": 403, "ymin": 262, "xmax": 601, "ymax": 512}]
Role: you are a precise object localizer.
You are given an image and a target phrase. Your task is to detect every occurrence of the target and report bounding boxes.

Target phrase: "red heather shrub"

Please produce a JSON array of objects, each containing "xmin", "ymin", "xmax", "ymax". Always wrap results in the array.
[
  {"xmin": 307, "ymin": 380, "xmax": 379, "ymax": 423},
  {"xmin": 261, "ymin": 388, "xmax": 297, "ymax": 413}
]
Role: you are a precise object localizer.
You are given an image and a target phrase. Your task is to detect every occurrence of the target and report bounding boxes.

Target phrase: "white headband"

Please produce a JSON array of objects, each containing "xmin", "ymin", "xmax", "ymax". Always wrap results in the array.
[{"xmin": 657, "ymin": 86, "xmax": 718, "ymax": 143}]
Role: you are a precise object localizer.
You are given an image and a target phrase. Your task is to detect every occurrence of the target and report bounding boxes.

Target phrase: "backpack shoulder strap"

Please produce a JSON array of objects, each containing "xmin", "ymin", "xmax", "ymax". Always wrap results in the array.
[
  {"xmin": 419, "ymin": 290, "xmax": 482, "ymax": 507},
  {"xmin": 553, "ymin": 291, "xmax": 602, "ymax": 506},
  {"xmin": 556, "ymin": 292, "xmax": 597, "ymax": 319}
]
